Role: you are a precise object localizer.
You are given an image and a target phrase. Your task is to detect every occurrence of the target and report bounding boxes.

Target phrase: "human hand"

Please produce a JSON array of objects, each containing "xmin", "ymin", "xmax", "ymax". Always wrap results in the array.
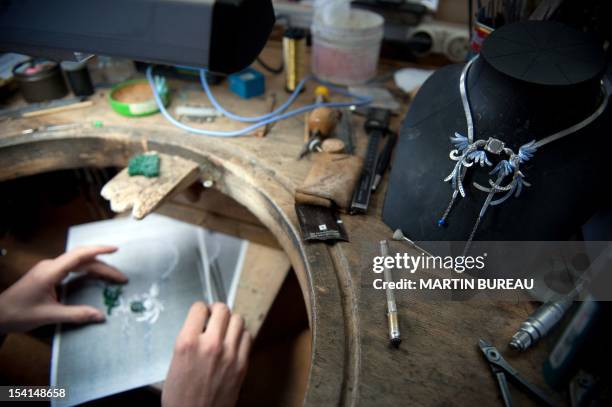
[
  {"xmin": 0, "ymin": 246, "xmax": 127, "ymax": 333},
  {"xmin": 162, "ymin": 302, "xmax": 252, "ymax": 407}
]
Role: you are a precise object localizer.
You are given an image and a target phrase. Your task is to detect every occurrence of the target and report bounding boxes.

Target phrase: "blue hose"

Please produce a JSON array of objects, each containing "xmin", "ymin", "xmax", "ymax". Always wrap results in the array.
[{"xmin": 145, "ymin": 65, "xmax": 371, "ymax": 138}]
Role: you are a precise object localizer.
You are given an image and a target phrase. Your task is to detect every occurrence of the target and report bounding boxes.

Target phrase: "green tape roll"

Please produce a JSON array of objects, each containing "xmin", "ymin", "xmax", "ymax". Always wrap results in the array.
[{"xmin": 108, "ymin": 79, "xmax": 169, "ymax": 117}]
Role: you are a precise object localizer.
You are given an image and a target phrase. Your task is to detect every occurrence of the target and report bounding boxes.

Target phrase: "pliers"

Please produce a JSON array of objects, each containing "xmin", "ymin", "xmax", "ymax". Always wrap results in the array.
[{"xmin": 478, "ymin": 339, "xmax": 556, "ymax": 407}]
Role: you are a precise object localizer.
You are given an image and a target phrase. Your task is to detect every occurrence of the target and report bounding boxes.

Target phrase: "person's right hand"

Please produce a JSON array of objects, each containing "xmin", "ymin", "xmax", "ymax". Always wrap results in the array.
[{"xmin": 162, "ymin": 302, "xmax": 251, "ymax": 407}]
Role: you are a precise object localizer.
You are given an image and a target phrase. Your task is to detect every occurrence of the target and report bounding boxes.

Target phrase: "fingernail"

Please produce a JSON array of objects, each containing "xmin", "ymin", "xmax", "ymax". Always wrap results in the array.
[{"xmin": 92, "ymin": 312, "xmax": 105, "ymax": 322}]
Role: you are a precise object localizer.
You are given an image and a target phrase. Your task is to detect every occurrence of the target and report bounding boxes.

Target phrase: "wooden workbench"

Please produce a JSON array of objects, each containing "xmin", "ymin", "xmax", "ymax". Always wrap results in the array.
[{"xmin": 0, "ymin": 44, "xmax": 558, "ymax": 406}]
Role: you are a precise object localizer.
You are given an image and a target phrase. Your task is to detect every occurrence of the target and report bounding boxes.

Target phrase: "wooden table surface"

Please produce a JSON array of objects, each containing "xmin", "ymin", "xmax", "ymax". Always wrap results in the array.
[{"xmin": 0, "ymin": 43, "xmax": 560, "ymax": 406}]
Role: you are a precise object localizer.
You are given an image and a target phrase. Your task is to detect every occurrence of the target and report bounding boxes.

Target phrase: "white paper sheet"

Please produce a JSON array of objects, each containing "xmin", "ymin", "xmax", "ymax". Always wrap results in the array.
[{"xmin": 50, "ymin": 214, "xmax": 246, "ymax": 406}]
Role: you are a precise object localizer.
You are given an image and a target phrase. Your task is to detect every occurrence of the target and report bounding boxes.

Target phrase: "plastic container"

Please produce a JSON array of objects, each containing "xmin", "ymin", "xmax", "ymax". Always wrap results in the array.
[{"xmin": 311, "ymin": 8, "xmax": 384, "ymax": 85}]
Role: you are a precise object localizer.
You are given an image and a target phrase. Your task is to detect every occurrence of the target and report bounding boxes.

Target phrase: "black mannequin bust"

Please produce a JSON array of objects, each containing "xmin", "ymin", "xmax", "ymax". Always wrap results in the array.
[{"xmin": 382, "ymin": 21, "xmax": 611, "ymax": 244}]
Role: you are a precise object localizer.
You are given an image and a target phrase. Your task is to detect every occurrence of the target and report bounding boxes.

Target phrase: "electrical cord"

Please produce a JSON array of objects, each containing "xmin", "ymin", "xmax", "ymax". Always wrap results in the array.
[
  {"xmin": 199, "ymin": 68, "xmax": 305, "ymax": 123},
  {"xmin": 255, "ymin": 14, "xmax": 290, "ymax": 74},
  {"xmin": 256, "ymin": 56, "xmax": 283, "ymax": 75},
  {"xmin": 145, "ymin": 65, "xmax": 371, "ymax": 137},
  {"xmin": 199, "ymin": 69, "xmax": 371, "ymax": 122}
]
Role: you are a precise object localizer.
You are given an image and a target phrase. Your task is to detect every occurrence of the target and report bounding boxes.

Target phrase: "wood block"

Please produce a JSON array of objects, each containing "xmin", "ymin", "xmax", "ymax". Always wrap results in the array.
[
  {"xmin": 233, "ymin": 242, "xmax": 291, "ymax": 337},
  {"xmin": 158, "ymin": 201, "xmax": 280, "ymax": 249},
  {"xmin": 101, "ymin": 152, "xmax": 200, "ymax": 220}
]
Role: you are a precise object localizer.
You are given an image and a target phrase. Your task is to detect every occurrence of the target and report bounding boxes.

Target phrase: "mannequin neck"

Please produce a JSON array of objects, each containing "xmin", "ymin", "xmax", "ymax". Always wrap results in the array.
[{"xmin": 465, "ymin": 56, "xmax": 603, "ymax": 149}]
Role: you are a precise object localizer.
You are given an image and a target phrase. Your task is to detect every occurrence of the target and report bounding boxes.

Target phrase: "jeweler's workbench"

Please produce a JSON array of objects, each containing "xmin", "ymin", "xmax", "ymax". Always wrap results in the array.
[{"xmin": 0, "ymin": 44, "xmax": 559, "ymax": 406}]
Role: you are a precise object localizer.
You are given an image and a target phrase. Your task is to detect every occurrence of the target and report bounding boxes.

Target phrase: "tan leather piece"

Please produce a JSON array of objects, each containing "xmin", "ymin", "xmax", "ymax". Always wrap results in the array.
[{"xmin": 295, "ymin": 153, "xmax": 363, "ymax": 211}]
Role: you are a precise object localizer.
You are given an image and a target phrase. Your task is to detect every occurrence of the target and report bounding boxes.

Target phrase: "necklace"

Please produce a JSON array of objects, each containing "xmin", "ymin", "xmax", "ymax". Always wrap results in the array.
[{"xmin": 438, "ymin": 56, "xmax": 609, "ymax": 251}]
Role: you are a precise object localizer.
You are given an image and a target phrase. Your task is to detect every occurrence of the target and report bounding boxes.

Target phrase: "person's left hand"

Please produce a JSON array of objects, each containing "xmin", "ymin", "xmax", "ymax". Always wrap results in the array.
[{"xmin": 0, "ymin": 246, "xmax": 128, "ymax": 333}]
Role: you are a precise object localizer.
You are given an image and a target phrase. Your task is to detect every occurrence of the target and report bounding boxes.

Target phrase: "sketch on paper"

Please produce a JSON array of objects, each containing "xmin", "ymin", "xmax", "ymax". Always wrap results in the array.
[{"xmin": 50, "ymin": 214, "xmax": 247, "ymax": 407}]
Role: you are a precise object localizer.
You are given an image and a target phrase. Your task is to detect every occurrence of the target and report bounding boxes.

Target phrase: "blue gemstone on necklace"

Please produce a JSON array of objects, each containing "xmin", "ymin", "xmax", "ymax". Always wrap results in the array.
[{"xmin": 437, "ymin": 218, "xmax": 447, "ymax": 227}]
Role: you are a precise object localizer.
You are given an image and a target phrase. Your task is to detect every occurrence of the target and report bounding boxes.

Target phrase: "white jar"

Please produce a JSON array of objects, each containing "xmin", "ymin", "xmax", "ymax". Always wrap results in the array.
[{"xmin": 311, "ymin": 8, "xmax": 384, "ymax": 85}]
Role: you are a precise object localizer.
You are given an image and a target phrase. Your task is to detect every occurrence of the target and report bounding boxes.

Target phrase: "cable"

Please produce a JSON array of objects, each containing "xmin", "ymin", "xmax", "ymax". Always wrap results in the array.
[
  {"xmin": 199, "ymin": 69, "xmax": 367, "ymax": 122},
  {"xmin": 255, "ymin": 13, "xmax": 290, "ymax": 74},
  {"xmin": 199, "ymin": 69, "xmax": 305, "ymax": 123},
  {"xmin": 256, "ymin": 56, "xmax": 283, "ymax": 75},
  {"xmin": 145, "ymin": 65, "xmax": 371, "ymax": 138}
]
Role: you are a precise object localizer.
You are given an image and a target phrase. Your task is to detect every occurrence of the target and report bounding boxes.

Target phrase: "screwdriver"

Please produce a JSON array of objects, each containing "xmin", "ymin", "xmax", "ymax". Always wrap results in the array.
[{"xmin": 297, "ymin": 86, "xmax": 339, "ymax": 159}]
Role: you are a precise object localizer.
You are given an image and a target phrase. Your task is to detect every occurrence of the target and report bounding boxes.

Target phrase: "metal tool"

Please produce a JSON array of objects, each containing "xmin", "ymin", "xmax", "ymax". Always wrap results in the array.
[
  {"xmin": 298, "ymin": 103, "xmax": 338, "ymax": 159},
  {"xmin": 254, "ymin": 93, "xmax": 277, "ymax": 137},
  {"xmin": 372, "ymin": 130, "xmax": 397, "ymax": 191},
  {"xmin": 350, "ymin": 108, "xmax": 391, "ymax": 214},
  {"xmin": 210, "ymin": 259, "xmax": 227, "ymax": 303},
  {"xmin": 298, "ymin": 137, "xmax": 323, "ymax": 159},
  {"xmin": 380, "ymin": 240, "xmax": 401, "ymax": 347},
  {"xmin": 335, "ymin": 110, "xmax": 355, "ymax": 154},
  {"xmin": 510, "ymin": 250, "xmax": 602, "ymax": 352},
  {"xmin": 392, "ymin": 229, "xmax": 415, "ymax": 246},
  {"xmin": 175, "ymin": 105, "xmax": 222, "ymax": 123},
  {"xmin": 18, "ymin": 123, "xmax": 82, "ymax": 135},
  {"xmin": 0, "ymin": 96, "xmax": 90, "ymax": 120},
  {"xmin": 478, "ymin": 339, "xmax": 556, "ymax": 407},
  {"xmin": 509, "ymin": 296, "xmax": 574, "ymax": 351}
]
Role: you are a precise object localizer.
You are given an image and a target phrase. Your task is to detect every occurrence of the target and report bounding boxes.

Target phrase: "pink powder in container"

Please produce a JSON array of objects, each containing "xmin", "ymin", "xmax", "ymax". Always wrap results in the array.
[{"xmin": 311, "ymin": 8, "xmax": 384, "ymax": 86}]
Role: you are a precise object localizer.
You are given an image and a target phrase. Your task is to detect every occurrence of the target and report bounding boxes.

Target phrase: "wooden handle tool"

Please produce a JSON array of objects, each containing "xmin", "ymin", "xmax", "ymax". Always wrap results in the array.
[{"xmin": 307, "ymin": 107, "xmax": 339, "ymax": 139}]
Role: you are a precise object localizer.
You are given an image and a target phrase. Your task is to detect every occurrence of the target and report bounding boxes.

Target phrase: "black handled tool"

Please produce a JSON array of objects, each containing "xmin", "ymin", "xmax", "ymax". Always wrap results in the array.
[
  {"xmin": 371, "ymin": 130, "xmax": 397, "ymax": 192},
  {"xmin": 478, "ymin": 339, "xmax": 556, "ymax": 407},
  {"xmin": 350, "ymin": 108, "xmax": 391, "ymax": 214}
]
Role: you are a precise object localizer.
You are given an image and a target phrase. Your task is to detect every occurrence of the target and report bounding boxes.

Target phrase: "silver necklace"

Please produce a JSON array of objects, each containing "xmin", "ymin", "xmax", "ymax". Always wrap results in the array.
[{"xmin": 438, "ymin": 56, "xmax": 609, "ymax": 251}]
